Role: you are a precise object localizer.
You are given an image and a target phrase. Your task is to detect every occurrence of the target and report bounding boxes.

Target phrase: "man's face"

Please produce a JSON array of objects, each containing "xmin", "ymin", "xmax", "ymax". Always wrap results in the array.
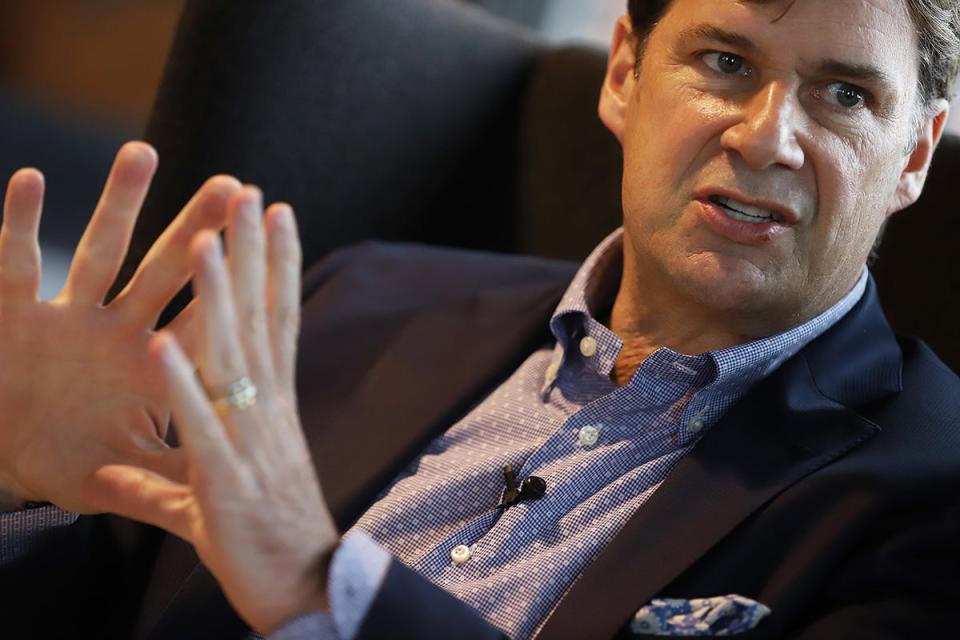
[{"xmin": 601, "ymin": 0, "xmax": 947, "ymax": 331}]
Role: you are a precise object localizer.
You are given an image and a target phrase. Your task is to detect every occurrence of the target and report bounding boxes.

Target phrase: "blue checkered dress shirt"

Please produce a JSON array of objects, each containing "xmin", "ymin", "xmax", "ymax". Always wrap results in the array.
[{"xmin": 276, "ymin": 228, "xmax": 867, "ymax": 640}]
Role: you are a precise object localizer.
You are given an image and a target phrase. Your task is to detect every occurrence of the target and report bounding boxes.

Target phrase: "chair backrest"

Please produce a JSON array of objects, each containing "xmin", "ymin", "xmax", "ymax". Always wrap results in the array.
[
  {"xmin": 125, "ymin": 0, "xmax": 959, "ymax": 371},
  {"xmin": 870, "ymin": 133, "xmax": 960, "ymax": 371},
  {"xmin": 126, "ymin": 0, "xmax": 546, "ymax": 266}
]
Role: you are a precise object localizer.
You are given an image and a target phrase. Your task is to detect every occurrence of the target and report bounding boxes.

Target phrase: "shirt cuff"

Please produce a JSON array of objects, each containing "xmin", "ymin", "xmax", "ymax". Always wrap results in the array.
[
  {"xmin": 0, "ymin": 505, "xmax": 78, "ymax": 566},
  {"xmin": 329, "ymin": 530, "xmax": 392, "ymax": 639},
  {"xmin": 268, "ymin": 531, "xmax": 390, "ymax": 640}
]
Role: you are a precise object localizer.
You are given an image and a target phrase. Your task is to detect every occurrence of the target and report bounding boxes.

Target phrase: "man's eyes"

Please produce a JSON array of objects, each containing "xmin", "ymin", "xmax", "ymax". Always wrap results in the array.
[
  {"xmin": 699, "ymin": 51, "xmax": 870, "ymax": 112},
  {"xmin": 701, "ymin": 51, "xmax": 754, "ymax": 77},
  {"xmin": 821, "ymin": 82, "xmax": 868, "ymax": 110}
]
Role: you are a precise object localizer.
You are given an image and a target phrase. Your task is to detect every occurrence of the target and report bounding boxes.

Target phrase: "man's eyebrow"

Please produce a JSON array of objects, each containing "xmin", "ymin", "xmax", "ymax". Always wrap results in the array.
[
  {"xmin": 676, "ymin": 23, "xmax": 897, "ymax": 95},
  {"xmin": 675, "ymin": 24, "xmax": 759, "ymax": 54},
  {"xmin": 813, "ymin": 59, "xmax": 896, "ymax": 94}
]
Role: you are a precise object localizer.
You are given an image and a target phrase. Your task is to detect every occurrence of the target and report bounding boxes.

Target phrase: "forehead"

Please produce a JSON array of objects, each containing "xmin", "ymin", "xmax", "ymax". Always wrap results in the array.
[{"xmin": 658, "ymin": 0, "xmax": 919, "ymax": 92}]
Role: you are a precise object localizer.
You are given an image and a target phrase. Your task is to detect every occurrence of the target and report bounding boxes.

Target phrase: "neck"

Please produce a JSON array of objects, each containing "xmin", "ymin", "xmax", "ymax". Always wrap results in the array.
[
  {"xmin": 606, "ymin": 247, "xmax": 764, "ymax": 386},
  {"xmin": 608, "ymin": 287, "xmax": 757, "ymax": 386}
]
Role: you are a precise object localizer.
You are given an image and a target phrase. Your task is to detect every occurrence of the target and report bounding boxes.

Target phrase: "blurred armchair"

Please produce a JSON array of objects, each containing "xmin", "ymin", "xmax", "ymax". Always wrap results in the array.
[{"xmin": 122, "ymin": 0, "xmax": 960, "ymax": 371}]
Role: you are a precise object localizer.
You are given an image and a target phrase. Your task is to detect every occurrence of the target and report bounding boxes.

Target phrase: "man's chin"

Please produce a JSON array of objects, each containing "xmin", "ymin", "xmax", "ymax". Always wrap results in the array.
[
  {"xmin": 672, "ymin": 254, "xmax": 787, "ymax": 315},
  {"xmin": 689, "ymin": 282, "xmax": 776, "ymax": 314}
]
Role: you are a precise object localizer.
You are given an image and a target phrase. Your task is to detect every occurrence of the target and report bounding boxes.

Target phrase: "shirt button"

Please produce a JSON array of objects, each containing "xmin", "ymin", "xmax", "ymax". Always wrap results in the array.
[
  {"xmin": 545, "ymin": 362, "xmax": 560, "ymax": 385},
  {"xmin": 578, "ymin": 425, "xmax": 601, "ymax": 446},
  {"xmin": 687, "ymin": 417, "xmax": 705, "ymax": 434},
  {"xmin": 579, "ymin": 336, "xmax": 598, "ymax": 357},
  {"xmin": 450, "ymin": 544, "xmax": 472, "ymax": 564}
]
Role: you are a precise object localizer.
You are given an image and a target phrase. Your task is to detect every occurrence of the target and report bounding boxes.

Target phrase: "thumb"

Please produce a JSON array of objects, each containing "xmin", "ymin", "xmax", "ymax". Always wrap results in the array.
[{"xmin": 84, "ymin": 464, "xmax": 194, "ymax": 542}]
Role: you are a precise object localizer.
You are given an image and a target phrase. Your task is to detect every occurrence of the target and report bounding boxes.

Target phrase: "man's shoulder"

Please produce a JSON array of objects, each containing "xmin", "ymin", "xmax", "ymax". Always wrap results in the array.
[
  {"xmin": 791, "ymin": 282, "xmax": 960, "ymax": 472},
  {"xmin": 899, "ymin": 333, "xmax": 958, "ymax": 385},
  {"xmin": 887, "ymin": 334, "xmax": 960, "ymax": 425},
  {"xmin": 859, "ymin": 334, "xmax": 960, "ymax": 468},
  {"xmin": 302, "ymin": 240, "xmax": 579, "ymax": 310}
]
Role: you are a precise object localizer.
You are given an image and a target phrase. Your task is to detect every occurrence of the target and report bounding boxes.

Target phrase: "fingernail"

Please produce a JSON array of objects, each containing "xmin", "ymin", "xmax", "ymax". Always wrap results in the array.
[
  {"xmin": 120, "ymin": 141, "xmax": 158, "ymax": 168},
  {"xmin": 241, "ymin": 187, "xmax": 263, "ymax": 217},
  {"xmin": 273, "ymin": 205, "xmax": 295, "ymax": 231}
]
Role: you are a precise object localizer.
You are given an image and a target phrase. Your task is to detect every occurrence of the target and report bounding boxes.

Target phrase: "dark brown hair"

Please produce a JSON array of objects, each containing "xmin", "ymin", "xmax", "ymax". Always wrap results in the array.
[{"xmin": 626, "ymin": 0, "xmax": 960, "ymax": 108}]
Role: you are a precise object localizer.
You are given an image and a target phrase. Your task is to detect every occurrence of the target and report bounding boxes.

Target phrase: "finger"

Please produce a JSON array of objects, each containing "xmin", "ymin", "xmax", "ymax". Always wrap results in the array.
[
  {"xmin": 84, "ymin": 464, "xmax": 194, "ymax": 542},
  {"xmin": 63, "ymin": 142, "xmax": 158, "ymax": 305},
  {"xmin": 225, "ymin": 187, "xmax": 273, "ymax": 384},
  {"xmin": 191, "ymin": 231, "xmax": 267, "ymax": 457},
  {"xmin": 151, "ymin": 330, "xmax": 238, "ymax": 484},
  {"xmin": 192, "ymin": 231, "xmax": 247, "ymax": 388},
  {"xmin": 265, "ymin": 204, "xmax": 301, "ymax": 397},
  {"xmin": 111, "ymin": 174, "xmax": 241, "ymax": 326},
  {"xmin": 166, "ymin": 298, "xmax": 198, "ymax": 360},
  {"xmin": 0, "ymin": 169, "xmax": 44, "ymax": 301}
]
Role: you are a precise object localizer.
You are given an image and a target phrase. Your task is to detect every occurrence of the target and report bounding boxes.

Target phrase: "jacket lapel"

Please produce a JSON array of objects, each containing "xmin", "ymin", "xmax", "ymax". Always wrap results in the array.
[
  {"xmin": 537, "ymin": 278, "xmax": 901, "ymax": 639},
  {"xmin": 536, "ymin": 358, "xmax": 880, "ymax": 639},
  {"xmin": 301, "ymin": 277, "xmax": 570, "ymax": 529}
]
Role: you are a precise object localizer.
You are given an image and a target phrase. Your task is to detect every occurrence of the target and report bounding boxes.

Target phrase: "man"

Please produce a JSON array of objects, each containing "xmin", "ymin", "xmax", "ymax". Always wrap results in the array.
[{"xmin": 1, "ymin": 0, "xmax": 959, "ymax": 638}]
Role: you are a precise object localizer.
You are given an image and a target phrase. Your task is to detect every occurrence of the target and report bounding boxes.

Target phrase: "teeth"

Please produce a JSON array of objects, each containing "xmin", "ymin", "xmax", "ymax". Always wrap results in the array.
[{"xmin": 711, "ymin": 196, "xmax": 781, "ymax": 223}]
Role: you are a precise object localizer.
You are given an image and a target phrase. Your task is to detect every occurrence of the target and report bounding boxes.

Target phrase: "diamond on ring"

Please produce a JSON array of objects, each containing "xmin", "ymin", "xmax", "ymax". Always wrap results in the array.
[{"xmin": 211, "ymin": 376, "xmax": 257, "ymax": 416}]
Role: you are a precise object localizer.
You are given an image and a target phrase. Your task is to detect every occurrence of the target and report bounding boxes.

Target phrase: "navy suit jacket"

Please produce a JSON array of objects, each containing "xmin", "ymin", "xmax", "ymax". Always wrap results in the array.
[{"xmin": 4, "ymin": 242, "xmax": 960, "ymax": 639}]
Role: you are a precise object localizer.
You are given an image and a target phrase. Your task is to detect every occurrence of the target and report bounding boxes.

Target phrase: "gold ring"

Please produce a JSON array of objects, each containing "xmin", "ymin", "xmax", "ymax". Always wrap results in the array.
[{"xmin": 210, "ymin": 376, "xmax": 257, "ymax": 416}]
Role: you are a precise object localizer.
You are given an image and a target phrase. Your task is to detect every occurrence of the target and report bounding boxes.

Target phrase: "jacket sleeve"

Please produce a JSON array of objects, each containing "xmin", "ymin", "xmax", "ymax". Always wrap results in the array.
[
  {"xmin": 0, "ymin": 505, "xmax": 78, "ymax": 565},
  {"xmin": 0, "ymin": 513, "xmax": 162, "ymax": 637},
  {"xmin": 266, "ymin": 564, "xmax": 506, "ymax": 640},
  {"xmin": 355, "ymin": 559, "xmax": 507, "ymax": 640},
  {"xmin": 270, "ymin": 530, "xmax": 504, "ymax": 640}
]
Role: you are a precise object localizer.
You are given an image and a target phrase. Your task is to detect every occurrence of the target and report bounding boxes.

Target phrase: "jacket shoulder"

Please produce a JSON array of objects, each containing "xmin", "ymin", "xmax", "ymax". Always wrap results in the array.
[
  {"xmin": 889, "ymin": 334, "xmax": 960, "ymax": 421},
  {"xmin": 861, "ymin": 334, "xmax": 960, "ymax": 470},
  {"xmin": 302, "ymin": 241, "xmax": 579, "ymax": 313}
]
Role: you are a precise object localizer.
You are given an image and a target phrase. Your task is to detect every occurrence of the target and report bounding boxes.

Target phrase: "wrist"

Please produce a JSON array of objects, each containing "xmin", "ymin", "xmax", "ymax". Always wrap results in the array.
[{"xmin": 260, "ymin": 542, "xmax": 337, "ymax": 634}]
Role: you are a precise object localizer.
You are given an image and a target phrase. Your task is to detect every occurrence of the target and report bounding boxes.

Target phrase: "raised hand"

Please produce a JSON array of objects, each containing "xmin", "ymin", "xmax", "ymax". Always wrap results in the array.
[
  {"xmin": 0, "ymin": 142, "xmax": 241, "ymax": 512},
  {"xmin": 86, "ymin": 188, "xmax": 338, "ymax": 633}
]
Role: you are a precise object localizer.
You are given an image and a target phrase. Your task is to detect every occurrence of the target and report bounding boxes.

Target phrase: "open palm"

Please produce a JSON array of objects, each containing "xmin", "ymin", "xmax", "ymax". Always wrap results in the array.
[
  {"xmin": 88, "ymin": 191, "xmax": 339, "ymax": 633},
  {"xmin": 0, "ymin": 142, "xmax": 240, "ymax": 513}
]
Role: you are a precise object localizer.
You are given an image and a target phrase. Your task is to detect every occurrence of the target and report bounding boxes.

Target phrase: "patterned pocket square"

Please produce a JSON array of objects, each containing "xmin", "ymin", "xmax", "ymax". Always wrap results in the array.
[{"xmin": 630, "ymin": 594, "xmax": 771, "ymax": 636}]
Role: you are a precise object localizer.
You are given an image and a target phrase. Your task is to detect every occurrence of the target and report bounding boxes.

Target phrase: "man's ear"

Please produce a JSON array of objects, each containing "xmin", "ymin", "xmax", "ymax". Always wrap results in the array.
[
  {"xmin": 887, "ymin": 100, "xmax": 950, "ymax": 215},
  {"xmin": 598, "ymin": 15, "xmax": 639, "ymax": 144}
]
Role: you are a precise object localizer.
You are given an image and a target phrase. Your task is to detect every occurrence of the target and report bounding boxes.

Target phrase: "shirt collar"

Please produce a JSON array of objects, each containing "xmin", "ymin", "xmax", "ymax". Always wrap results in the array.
[
  {"xmin": 545, "ymin": 227, "xmax": 869, "ymax": 432},
  {"xmin": 548, "ymin": 228, "xmax": 625, "ymax": 378}
]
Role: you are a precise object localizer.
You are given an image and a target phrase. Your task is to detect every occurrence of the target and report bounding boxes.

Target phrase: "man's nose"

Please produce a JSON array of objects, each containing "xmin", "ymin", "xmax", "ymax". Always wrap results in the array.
[{"xmin": 720, "ymin": 82, "xmax": 805, "ymax": 171}]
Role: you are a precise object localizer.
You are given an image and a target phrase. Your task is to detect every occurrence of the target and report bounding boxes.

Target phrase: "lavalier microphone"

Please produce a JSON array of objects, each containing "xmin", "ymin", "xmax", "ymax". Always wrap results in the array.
[{"xmin": 497, "ymin": 464, "xmax": 546, "ymax": 509}]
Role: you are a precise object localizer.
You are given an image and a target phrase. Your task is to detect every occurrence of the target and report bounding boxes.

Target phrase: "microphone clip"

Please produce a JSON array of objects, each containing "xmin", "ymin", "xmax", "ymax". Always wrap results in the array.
[{"xmin": 497, "ymin": 464, "xmax": 546, "ymax": 510}]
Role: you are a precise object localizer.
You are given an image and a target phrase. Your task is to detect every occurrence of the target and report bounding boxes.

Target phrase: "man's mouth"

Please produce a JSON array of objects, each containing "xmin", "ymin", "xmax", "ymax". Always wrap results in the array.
[{"xmin": 708, "ymin": 196, "xmax": 783, "ymax": 224}]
